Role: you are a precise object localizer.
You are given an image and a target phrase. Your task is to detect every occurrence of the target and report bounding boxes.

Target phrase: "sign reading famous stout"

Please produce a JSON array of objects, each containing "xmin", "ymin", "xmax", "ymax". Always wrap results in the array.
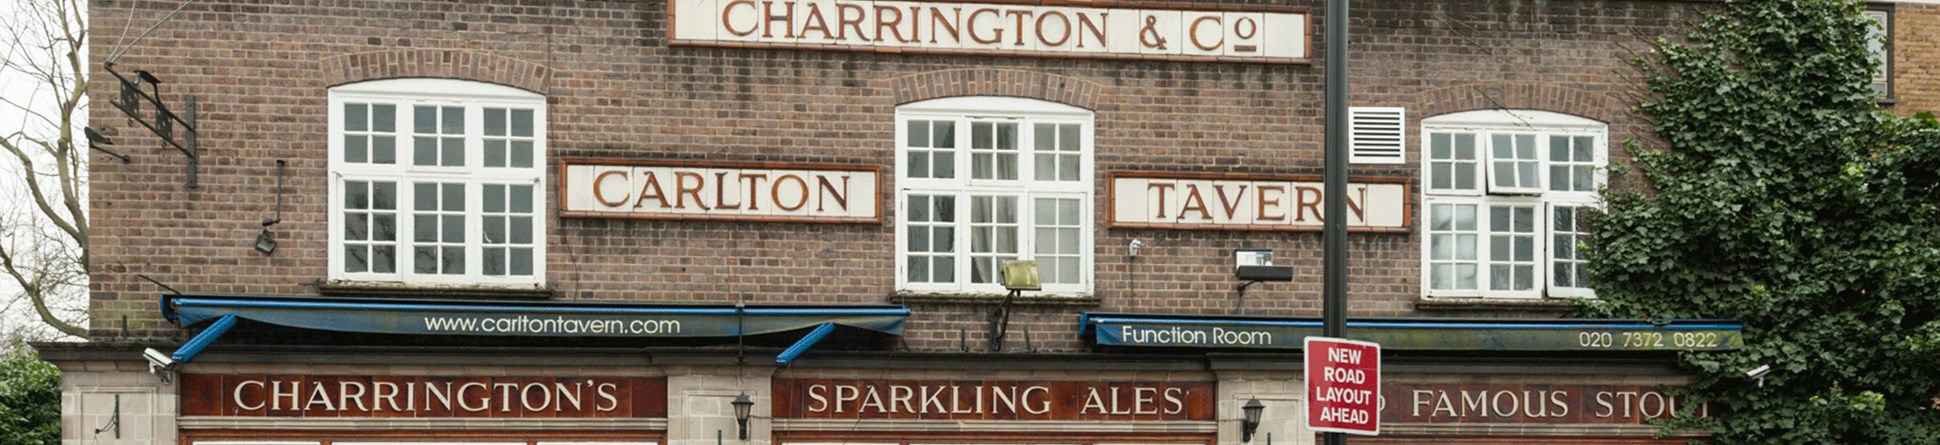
[
  {"xmin": 1382, "ymin": 383, "xmax": 1711, "ymax": 424},
  {"xmin": 179, "ymin": 374, "xmax": 667, "ymax": 418},
  {"xmin": 772, "ymin": 378, "xmax": 1213, "ymax": 420},
  {"xmin": 561, "ymin": 159, "xmax": 880, "ymax": 223},
  {"xmin": 669, "ymin": 0, "xmax": 1308, "ymax": 63},
  {"xmin": 1109, "ymin": 172, "xmax": 1411, "ymax": 232}
]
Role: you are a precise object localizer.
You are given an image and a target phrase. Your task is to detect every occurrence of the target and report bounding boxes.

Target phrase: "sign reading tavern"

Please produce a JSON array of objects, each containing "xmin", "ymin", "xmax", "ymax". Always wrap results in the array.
[
  {"xmin": 561, "ymin": 159, "xmax": 881, "ymax": 223},
  {"xmin": 669, "ymin": 0, "xmax": 1309, "ymax": 63},
  {"xmin": 1109, "ymin": 173, "xmax": 1411, "ymax": 232}
]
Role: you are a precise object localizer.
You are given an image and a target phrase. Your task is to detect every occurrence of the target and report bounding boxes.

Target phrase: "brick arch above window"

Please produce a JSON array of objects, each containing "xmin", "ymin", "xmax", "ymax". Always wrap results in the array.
[
  {"xmin": 1417, "ymin": 83, "xmax": 1623, "ymax": 126},
  {"xmin": 319, "ymin": 49, "xmax": 551, "ymax": 95},
  {"xmin": 889, "ymin": 69, "xmax": 1105, "ymax": 111}
]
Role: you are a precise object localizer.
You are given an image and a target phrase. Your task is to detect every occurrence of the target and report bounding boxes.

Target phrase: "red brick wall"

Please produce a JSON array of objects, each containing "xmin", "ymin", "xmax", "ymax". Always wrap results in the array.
[
  {"xmin": 86, "ymin": 0, "xmax": 1700, "ymax": 349},
  {"xmin": 1891, "ymin": 3, "xmax": 1940, "ymax": 114}
]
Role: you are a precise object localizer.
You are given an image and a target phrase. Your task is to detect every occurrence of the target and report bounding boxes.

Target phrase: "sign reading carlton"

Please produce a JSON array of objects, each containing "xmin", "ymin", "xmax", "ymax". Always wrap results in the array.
[{"xmin": 1306, "ymin": 337, "xmax": 1380, "ymax": 436}]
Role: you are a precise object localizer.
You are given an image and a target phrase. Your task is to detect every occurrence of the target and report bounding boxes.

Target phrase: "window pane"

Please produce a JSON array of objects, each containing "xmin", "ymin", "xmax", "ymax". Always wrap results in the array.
[
  {"xmin": 1059, "ymin": 154, "xmax": 1079, "ymax": 181},
  {"xmin": 1456, "ymin": 264, "xmax": 1478, "ymax": 289},
  {"xmin": 1518, "ymin": 163, "xmax": 1537, "ymax": 188},
  {"xmin": 511, "ymin": 141, "xmax": 533, "ymax": 168},
  {"xmin": 1494, "ymin": 162, "xmax": 1515, "ymax": 187},
  {"xmin": 1430, "ymin": 264, "xmax": 1451, "ymax": 290},
  {"xmin": 1491, "ymin": 265, "xmax": 1512, "ymax": 290},
  {"xmin": 1574, "ymin": 136, "xmax": 1593, "ymax": 161},
  {"xmin": 346, "ymin": 104, "xmax": 368, "ymax": 132},
  {"xmin": 373, "ymin": 136, "xmax": 395, "ymax": 164},
  {"xmin": 1034, "ymin": 123, "xmax": 1055, "ymax": 153},
  {"xmin": 484, "ymin": 216, "xmax": 507, "ymax": 244},
  {"xmin": 346, "ymin": 213, "xmax": 368, "ymax": 241},
  {"xmin": 995, "ymin": 123, "xmax": 1016, "ymax": 150},
  {"xmin": 1550, "ymin": 165, "xmax": 1569, "ymax": 191},
  {"xmin": 484, "ymin": 185, "xmax": 506, "ymax": 213},
  {"xmin": 511, "ymin": 217, "xmax": 533, "ymax": 244},
  {"xmin": 933, "ymin": 257, "xmax": 954, "ymax": 282},
  {"xmin": 933, "ymin": 122, "xmax": 955, "ymax": 148},
  {"xmin": 973, "ymin": 153, "xmax": 992, "ymax": 179},
  {"xmin": 1574, "ymin": 166, "xmax": 1594, "ymax": 191},
  {"xmin": 373, "ymin": 104, "xmax": 395, "ymax": 133},
  {"xmin": 345, "ymin": 135, "xmax": 368, "ymax": 163},
  {"xmin": 1035, "ymin": 228, "xmax": 1056, "ymax": 255},
  {"xmin": 907, "ymin": 256, "xmax": 929, "ymax": 282},
  {"xmin": 1059, "ymin": 199, "xmax": 1079, "ymax": 224},
  {"xmin": 1514, "ymin": 207, "xmax": 1534, "ymax": 232},
  {"xmin": 1431, "ymin": 234, "xmax": 1450, "ymax": 260},
  {"xmin": 995, "ymin": 197, "xmax": 1017, "ymax": 223},
  {"xmin": 442, "ymin": 247, "xmax": 465, "ymax": 274},
  {"xmin": 1490, "ymin": 206, "xmax": 1510, "ymax": 231},
  {"xmin": 1059, "ymin": 258, "xmax": 1079, "ymax": 284},
  {"xmin": 484, "ymin": 249, "xmax": 506, "ymax": 275},
  {"xmin": 443, "ymin": 184, "xmax": 465, "ymax": 211},
  {"xmin": 347, "ymin": 181, "xmax": 370, "ymax": 209},
  {"xmin": 1455, "ymin": 134, "xmax": 1476, "ymax": 160},
  {"xmin": 909, "ymin": 151, "xmax": 930, "ymax": 178},
  {"xmin": 1430, "ymin": 133, "xmax": 1450, "ymax": 159},
  {"xmin": 374, "ymin": 214, "xmax": 395, "ymax": 241},
  {"xmin": 1555, "ymin": 263, "xmax": 1573, "ymax": 287},
  {"xmin": 908, "ymin": 120, "xmax": 930, "ymax": 147},
  {"xmin": 442, "ymin": 215, "xmax": 464, "ymax": 243},
  {"xmin": 1035, "ymin": 199, "xmax": 1056, "ymax": 225},
  {"xmin": 972, "ymin": 197, "xmax": 990, "ymax": 223},
  {"xmin": 414, "ymin": 247, "xmax": 438, "ymax": 273},
  {"xmin": 1035, "ymin": 154, "xmax": 1056, "ymax": 181},
  {"xmin": 1455, "ymin": 205, "xmax": 1477, "ymax": 231},
  {"xmin": 512, "ymin": 110, "xmax": 534, "ymax": 137},
  {"xmin": 414, "ymin": 137, "xmax": 436, "ymax": 166},
  {"xmin": 441, "ymin": 106, "xmax": 463, "ymax": 134},
  {"xmin": 414, "ymin": 106, "xmax": 436, "ymax": 133},
  {"xmin": 972, "ymin": 258, "xmax": 992, "ymax": 283},
  {"xmin": 1491, "ymin": 134, "xmax": 1512, "ymax": 159},
  {"xmin": 1515, "ymin": 237, "xmax": 1533, "ymax": 262},
  {"xmin": 485, "ymin": 140, "xmax": 507, "ymax": 168},
  {"xmin": 997, "ymin": 153, "xmax": 1017, "ymax": 180},
  {"xmin": 1491, "ymin": 235, "xmax": 1510, "ymax": 261},
  {"xmin": 1456, "ymin": 234, "xmax": 1477, "ymax": 260},
  {"xmin": 1059, "ymin": 228, "xmax": 1079, "ymax": 253},
  {"xmin": 414, "ymin": 215, "xmax": 437, "ymax": 242},
  {"xmin": 485, "ymin": 108, "xmax": 507, "ymax": 136},
  {"xmin": 511, "ymin": 185, "xmax": 533, "ymax": 212},
  {"xmin": 1515, "ymin": 135, "xmax": 1536, "ymax": 159},
  {"xmin": 441, "ymin": 137, "xmax": 464, "ymax": 166},
  {"xmin": 1455, "ymin": 164, "xmax": 1476, "ymax": 190},
  {"xmin": 1431, "ymin": 205, "xmax": 1452, "ymax": 230},
  {"xmin": 909, "ymin": 228, "xmax": 930, "ymax": 253},
  {"xmin": 935, "ymin": 152, "xmax": 955, "ymax": 178},
  {"xmin": 1515, "ymin": 266, "xmax": 1534, "ymax": 289},
  {"xmin": 1431, "ymin": 163, "xmax": 1452, "ymax": 190},
  {"xmin": 1554, "ymin": 208, "xmax": 1574, "ymax": 231},
  {"xmin": 933, "ymin": 227, "xmax": 953, "ymax": 252},
  {"xmin": 373, "ymin": 182, "xmax": 396, "ymax": 210},
  {"xmin": 996, "ymin": 227, "xmax": 1016, "ymax": 254},
  {"xmin": 972, "ymin": 122, "xmax": 991, "ymax": 148},
  {"xmin": 933, "ymin": 196, "xmax": 954, "ymax": 221},
  {"xmin": 372, "ymin": 245, "xmax": 395, "ymax": 274},
  {"xmin": 345, "ymin": 245, "xmax": 368, "ymax": 273},
  {"xmin": 1555, "ymin": 234, "xmax": 1573, "ymax": 258},
  {"xmin": 908, "ymin": 195, "xmax": 930, "ymax": 222},
  {"xmin": 1060, "ymin": 124, "xmax": 1079, "ymax": 152},
  {"xmin": 512, "ymin": 248, "xmax": 533, "ymax": 275},
  {"xmin": 414, "ymin": 183, "xmax": 437, "ymax": 211}
]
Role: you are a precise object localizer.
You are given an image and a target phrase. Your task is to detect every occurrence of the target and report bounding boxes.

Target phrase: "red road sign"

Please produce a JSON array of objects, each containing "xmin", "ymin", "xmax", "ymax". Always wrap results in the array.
[{"xmin": 1305, "ymin": 337, "xmax": 1381, "ymax": 436}]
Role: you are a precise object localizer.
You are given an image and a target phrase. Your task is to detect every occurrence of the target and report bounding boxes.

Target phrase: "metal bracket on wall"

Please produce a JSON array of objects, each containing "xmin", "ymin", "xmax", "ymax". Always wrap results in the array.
[{"xmin": 105, "ymin": 62, "xmax": 199, "ymax": 188}]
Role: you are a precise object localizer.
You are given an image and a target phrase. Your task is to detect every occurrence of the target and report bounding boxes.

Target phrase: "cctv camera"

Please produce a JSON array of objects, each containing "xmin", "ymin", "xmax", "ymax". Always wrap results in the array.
[
  {"xmin": 1129, "ymin": 239, "xmax": 1144, "ymax": 257},
  {"xmin": 143, "ymin": 348, "xmax": 175, "ymax": 370},
  {"xmin": 1745, "ymin": 364, "xmax": 1771, "ymax": 379}
]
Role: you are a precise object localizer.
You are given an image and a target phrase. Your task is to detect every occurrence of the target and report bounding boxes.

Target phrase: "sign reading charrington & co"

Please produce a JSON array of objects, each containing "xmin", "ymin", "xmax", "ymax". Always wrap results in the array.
[
  {"xmin": 1109, "ymin": 172, "xmax": 1410, "ymax": 232},
  {"xmin": 561, "ymin": 159, "xmax": 881, "ymax": 223},
  {"xmin": 669, "ymin": 0, "xmax": 1309, "ymax": 63},
  {"xmin": 772, "ymin": 378, "xmax": 1213, "ymax": 420}
]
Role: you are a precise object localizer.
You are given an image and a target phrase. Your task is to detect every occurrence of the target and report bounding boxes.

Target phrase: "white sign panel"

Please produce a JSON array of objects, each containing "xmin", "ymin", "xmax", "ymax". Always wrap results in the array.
[
  {"xmin": 562, "ymin": 160, "xmax": 880, "ymax": 223},
  {"xmin": 1109, "ymin": 173, "xmax": 1410, "ymax": 232},
  {"xmin": 669, "ymin": 0, "xmax": 1309, "ymax": 63}
]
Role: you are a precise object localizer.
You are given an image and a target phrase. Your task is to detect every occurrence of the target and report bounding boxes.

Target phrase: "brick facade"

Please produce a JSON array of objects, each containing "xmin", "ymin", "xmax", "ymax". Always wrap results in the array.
[{"xmin": 84, "ymin": 0, "xmax": 1706, "ymax": 349}]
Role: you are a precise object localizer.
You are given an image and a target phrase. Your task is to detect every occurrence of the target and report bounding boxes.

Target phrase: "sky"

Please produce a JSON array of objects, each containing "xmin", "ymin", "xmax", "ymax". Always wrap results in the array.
[{"xmin": 1, "ymin": 0, "xmax": 87, "ymax": 343}]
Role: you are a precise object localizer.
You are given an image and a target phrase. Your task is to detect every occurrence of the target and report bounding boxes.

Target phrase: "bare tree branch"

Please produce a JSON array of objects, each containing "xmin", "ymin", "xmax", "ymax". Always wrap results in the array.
[{"xmin": 1, "ymin": 0, "xmax": 91, "ymax": 339}]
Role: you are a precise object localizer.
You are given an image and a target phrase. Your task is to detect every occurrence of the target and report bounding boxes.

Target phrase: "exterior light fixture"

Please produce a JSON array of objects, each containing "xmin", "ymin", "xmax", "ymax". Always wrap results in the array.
[
  {"xmin": 1241, "ymin": 397, "xmax": 1266, "ymax": 442},
  {"xmin": 989, "ymin": 260, "xmax": 1040, "ymax": 351},
  {"xmin": 1235, "ymin": 249, "xmax": 1294, "ymax": 308},
  {"xmin": 253, "ymin": 229, "xmax": 276, "ymax": 254},
  {"xmin": 254, "ymin": 160, "xmax": 286, "ymax": 255},
  {"xmin": 732, "ymin": 392, "xmax": 754, "ymax": 440}
]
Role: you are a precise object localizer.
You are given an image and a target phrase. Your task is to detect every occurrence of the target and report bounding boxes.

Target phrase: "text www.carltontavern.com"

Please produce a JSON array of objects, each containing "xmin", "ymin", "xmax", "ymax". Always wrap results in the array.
[{"xmin": 422, "ymin": 315, "xmax": 683, "ymax": 335}]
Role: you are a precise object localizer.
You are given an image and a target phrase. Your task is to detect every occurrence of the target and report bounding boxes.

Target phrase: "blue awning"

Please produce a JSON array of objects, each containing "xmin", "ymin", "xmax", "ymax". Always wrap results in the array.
[
  {"xmin": 1080, "ymin": 312, "xmax": 1742, "ymax": 352},
  {"xmin": 162, "ymin": 294, "xmax": 908, "ymax": 339}
]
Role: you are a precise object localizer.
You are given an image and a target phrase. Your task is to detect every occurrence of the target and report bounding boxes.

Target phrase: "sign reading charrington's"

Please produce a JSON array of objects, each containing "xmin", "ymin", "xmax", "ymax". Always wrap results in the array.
[
  {"xmin": 561, "ymin": 159, "xmax": 880, "ymax": 223},
  {"xmin": 669, "ymin": 0, "xmax": 1309, "ymax": 63},
  {"xmin": 1109, "ymin": 172, "xmax": 1410, "ymax": 232},
  {"xmin": 179, "ymin": 374, "xmax": 668, "ymax": 418}
]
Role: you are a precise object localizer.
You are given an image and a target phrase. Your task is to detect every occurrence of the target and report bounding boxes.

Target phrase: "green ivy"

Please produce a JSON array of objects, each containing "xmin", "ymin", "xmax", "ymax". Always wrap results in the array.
[
  {"xmin": 1583, "ymin": 0, "xmax": 1940, "ymax": 443},
  {"xmin": 0, "ymin": 343, "xmax": 60, "ymax": 445}
]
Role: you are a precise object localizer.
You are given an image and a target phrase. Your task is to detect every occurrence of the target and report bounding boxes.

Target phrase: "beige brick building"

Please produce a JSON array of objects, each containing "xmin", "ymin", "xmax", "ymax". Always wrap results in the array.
[{"xmin": 47, "ymin": 0, "xmax": 1928, "ymax": 444}]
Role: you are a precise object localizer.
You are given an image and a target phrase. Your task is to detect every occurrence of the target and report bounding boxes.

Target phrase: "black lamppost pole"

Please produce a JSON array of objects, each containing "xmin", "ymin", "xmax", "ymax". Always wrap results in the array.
[{"xmin": 1320, "ymin": 0, "xmax": 1350, "ymax": 442}]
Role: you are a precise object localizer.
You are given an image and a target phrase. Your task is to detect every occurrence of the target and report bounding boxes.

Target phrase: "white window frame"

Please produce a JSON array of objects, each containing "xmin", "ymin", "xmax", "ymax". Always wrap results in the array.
[
  {"xmin": 327, "ymin": 78, "xmax": 548, "ymax": 288},
  {"xmin": 1865, "ymin": 6, "xmax": 1893, "ymax": 100},
  {"xmin": 1421, "ymin": 110, "xmax": 1605, "ymax": 299},
  {"xmin": 895, "ymin": 97, "xmax": 1094, "ymax": 296}
]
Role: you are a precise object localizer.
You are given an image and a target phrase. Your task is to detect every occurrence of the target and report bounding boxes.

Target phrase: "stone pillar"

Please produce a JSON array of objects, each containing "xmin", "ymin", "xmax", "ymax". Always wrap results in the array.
[
  {"xmin": 58, "ymin": 361, "xmax": 177, "ymax": 445},
  {"xmin": 1216, "ymin": 370, "xmax": 1310, "ymax": 445},
  {"xmin": 667, "ymin": 365, "xmax": 772, "ymax": 445}
]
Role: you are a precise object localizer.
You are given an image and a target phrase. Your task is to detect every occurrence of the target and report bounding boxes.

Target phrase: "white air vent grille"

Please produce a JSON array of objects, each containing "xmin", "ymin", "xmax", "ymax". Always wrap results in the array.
[{"xmin": 1349, "ymin": 107, "xmax": 1406, "ymax": 164}]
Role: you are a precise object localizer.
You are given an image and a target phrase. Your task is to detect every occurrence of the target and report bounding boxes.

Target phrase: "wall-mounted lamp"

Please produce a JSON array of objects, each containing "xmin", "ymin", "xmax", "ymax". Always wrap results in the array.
[
  {"xmin": 1129, "ymin": 239, "xmax": 1144, "ymax": 257},
  {"xmin": 1241, "ymin": 397, "xmax": 1265, "ymax": 442},
  {"xmin": 1234, "ymin": 249, "xmax": 1294, "ymax": 311},
  {"xmin": 989, "ymin": 260, "xmax": 1040, "ymax": 351},
  {"xmin": 732, "ymin": 392, "xmax": 754, "ymax": 440}
]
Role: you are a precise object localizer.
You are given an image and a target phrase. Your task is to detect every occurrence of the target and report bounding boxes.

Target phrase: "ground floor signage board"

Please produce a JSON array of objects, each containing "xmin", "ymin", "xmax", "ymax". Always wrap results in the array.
[
  {"xmin": 1383, "ymin": 383, "xmax": 1709, "ymax": 424},
  {"xmin": 772, "ymin": 378, "xmax": 1214, "ymax": 421},
  {"xmin": 1306, "ymin": 337, "xmax": 1380, "ymax": 436},
  {"xmin": 1082, "ymin": 314, "xmax": 1743, "ymax": 352},
  {"xmin": 179, "ymin": 374, "xmax": 668, "ymax": 418},
  {"xmin": 560, "ymin": 159, "xmax": 881, "ymax": 224},
  {"xmin": 164, "ymin": 294, "xmax": 908, "ymax": 338},
  {"xmin": 669, "ymin": 0, "xmax": 1309, "ymax": 64},
  {"xmin": 1108, "ymin": 173, "xmax": 1410, "ymax": 233}
]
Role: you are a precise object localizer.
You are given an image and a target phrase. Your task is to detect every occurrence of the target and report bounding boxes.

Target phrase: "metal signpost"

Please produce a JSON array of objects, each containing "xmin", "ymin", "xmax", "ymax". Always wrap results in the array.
[{"xmin": 1321, "ymin": 0, "xmax": 1353, "ymax": 441}]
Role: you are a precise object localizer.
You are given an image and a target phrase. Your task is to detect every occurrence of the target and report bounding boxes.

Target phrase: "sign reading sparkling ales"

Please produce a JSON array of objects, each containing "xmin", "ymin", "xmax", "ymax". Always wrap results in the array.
[
  {"xmin": 179, "ymin": 374, "xmax": 667, "ymax": 418},
  {"xmin": 772, "ymin": 378, "xmax": 1213, "ymax": 420},
  {"xmin": 1109, "ymin": 173, "xmax": 1410, "ymax": 232},
  {"xmin": 669, "ymin": 0, "xmax": 1309, "ymax": 63},
  {"xmin": 561, "ymin": 159, "xmax": 880, "ymax": 223}
]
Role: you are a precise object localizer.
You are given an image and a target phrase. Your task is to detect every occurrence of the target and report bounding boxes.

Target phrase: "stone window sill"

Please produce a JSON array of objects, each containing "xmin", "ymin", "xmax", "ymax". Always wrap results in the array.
[
  {"xmin": 889, "ymin": 291, "xmax": 1101, "ymax": 306},
  {"xmin": 1415, "ymin": 297, "xmax": 1584, "ymax": 312},
  {"xmin": 315, "ymin": 280, "xmax": 557, "ymax": 300}
]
